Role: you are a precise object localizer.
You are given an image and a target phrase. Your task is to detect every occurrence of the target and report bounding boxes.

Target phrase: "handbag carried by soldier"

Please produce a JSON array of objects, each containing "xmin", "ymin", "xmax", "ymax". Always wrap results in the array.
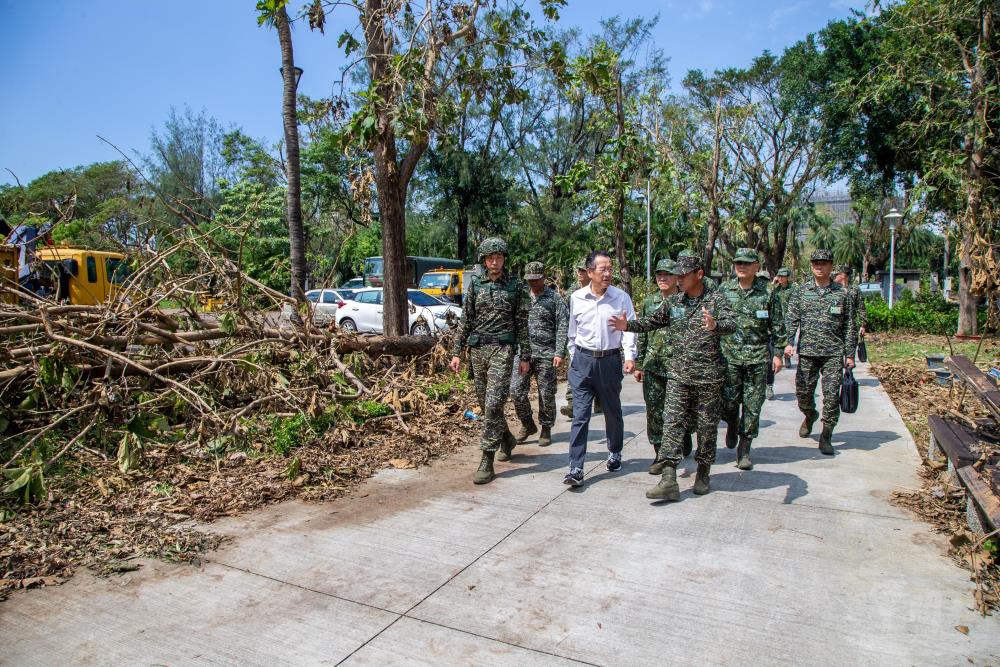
[
  {"xmin": 840, "ymin": 367, "xmax": 859, "ymax": 414},
  {"xmin": 856, "ymin": 334, "xmax": 868, "ymax": 363}
]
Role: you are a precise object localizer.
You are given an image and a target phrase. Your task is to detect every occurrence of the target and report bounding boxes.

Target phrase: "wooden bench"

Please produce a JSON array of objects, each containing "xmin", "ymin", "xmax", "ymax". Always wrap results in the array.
[
  {"xmin": 957, "ymin": 466, "xmax": 1000, "ymax": 534},
  {"xmin": 948, "ymin": 355, "xmax": 1000, "ymax": 421},
  {"xmin": 928, "ymin": 414, "xmax": 980, "ymax": 479}
]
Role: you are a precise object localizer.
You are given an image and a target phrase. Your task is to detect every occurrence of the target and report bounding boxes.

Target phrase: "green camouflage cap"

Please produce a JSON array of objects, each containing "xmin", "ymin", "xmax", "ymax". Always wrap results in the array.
[
  {"xmin": 734, "ymin": 247, "xmax": 759, "ymax": 263},
  {"xmin": 477, "ymin": 237, "xmax": 508, "ymax": 262},
  {"xmin": 574, "ymin": 255, "xmax": 589, "ymax": 270},
  {"xmin": 677, "ymin": 249, "xmax": 697, "ymax": 259},
  {"xmin": 776, "ymin": 267, "xmax": 792, "ymax": 277},
  {"xmin": 671, "ymin": 254, "xmax": 703, "ymax": 275},
  {"xmin": 810, "ymin": 248, "xmax": 834, "ymax": 262},
  {"xmin": 654, "ymin": 258, "xmax": 676, "ymax": 274},
  {"xmin": 523, "ymin": 261, "xmax": 545, "ymax": 280},
  {"xmin": 832, "ymin": 264, "xmax": 851, "ymax": 276}
]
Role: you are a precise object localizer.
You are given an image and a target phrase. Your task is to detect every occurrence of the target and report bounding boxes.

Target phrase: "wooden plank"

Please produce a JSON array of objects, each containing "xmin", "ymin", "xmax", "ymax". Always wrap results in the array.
[
  {"xmin": 928, "ymin": 415, "xmax": 978, "ymax": 468},
  {"xmin": 957, "ymin": 466, "xmax": 1000, "ymax": 531},
  {"xmin": 948, "ymin": 355, "xmax": 1000, "ymax": 420}
]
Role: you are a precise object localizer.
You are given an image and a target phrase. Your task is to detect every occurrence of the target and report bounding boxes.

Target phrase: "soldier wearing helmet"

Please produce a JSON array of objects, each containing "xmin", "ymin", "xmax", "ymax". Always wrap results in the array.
[{"xmin": 450, "ymin": 237, "xmax": 532, "ymax": 485}]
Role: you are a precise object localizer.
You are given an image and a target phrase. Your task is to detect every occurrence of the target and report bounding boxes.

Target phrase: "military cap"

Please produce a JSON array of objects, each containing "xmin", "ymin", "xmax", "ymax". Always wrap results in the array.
[
  {"xmin": 733, "ymin": 247, "xmax": 759, "ymax": 263},
  {"xmin": 574, "ymin": 255, "xmax": 589, "ymax": 270},
  {"xmin": 654, "ymin": 258, "xmax": 676, "ymax": 274},
  {"xmin": 524, "ymin": 261, "xmax": 545, "ymax": 280},
  {"xmin": 677, "ymin": 249, "xmax": 697, "ymax": 259},
  {"xmin": 810, "ymin": 248, "xmax": 834, "ymax": 262},
  {"xmin": 672, "ymin": 254, "xmax": 703, "ymax": 275},
  {"xmin": 833, "ymin": 264, "xmax": 851, "ymax": 276},
  {"xmin": 776, "ymin": 267, "xmax": 792, "ymax": 277},
  {"xmin": 477, "ymin": 237, "xmax": 508, "ymax": 261}
]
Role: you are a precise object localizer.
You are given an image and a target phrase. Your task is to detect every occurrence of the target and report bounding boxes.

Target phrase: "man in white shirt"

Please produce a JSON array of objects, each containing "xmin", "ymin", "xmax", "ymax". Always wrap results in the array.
[{"xmin": 563, "ymin": 250, "xmax": 637, "ymax": 486}]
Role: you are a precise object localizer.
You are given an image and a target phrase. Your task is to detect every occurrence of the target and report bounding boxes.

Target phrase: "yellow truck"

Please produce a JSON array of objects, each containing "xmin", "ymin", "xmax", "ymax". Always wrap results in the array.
[
  {"xmin": 1, "ymin": 243, "xmax": 131, "ymax": 305},
  {"xmin": 418, "ymin": 268, "xmax": 470, "ymax": 305}
]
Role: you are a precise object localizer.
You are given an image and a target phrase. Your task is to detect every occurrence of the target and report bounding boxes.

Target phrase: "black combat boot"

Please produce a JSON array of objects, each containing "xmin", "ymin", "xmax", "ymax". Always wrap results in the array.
[
  {"xmin": 725, "ymin": 422, "xmax": 738, "ymax": 449},
  {"xmin": 736, "ymin": 436, "xmax": 753, "ymax": 470},
  {"xmin": 693, "ymin": 464, "xmax": 711, "ymax": 495},
  {"xmin": 497, "ymin": 429, "xmax": 517, "ymax": 461},
  {"xmin": 473, "ymin": 451, "xmax": 495, "ymax": 484},
  {"xmin": 818, "ymin": 425, "xmax": 835, "ymax": 455},
  {"xmin": 515, "ymin": 419, "xmax": 538, "ymax": 442},
  {"xmin": 799, "ymin": 411, "xmax": 817, "ymax": 438},
  {"xmin": 538, "ymin": 426, "xmax": 552, "ymax": 446},
  {"xmin": 645, "ymin": 466, "xmax": 680, "ymax": 501}
]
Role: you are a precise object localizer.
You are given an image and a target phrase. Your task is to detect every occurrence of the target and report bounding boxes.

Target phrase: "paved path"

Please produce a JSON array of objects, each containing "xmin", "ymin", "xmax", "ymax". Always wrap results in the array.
[{"xmin": 3, "ymin": 363, "xmax": 999, "ymax": 666}]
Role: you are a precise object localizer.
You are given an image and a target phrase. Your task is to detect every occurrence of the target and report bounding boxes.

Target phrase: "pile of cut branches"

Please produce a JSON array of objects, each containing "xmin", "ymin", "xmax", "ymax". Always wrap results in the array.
[{"xmin": 0, "ymin": 237, "xmax": 474, "ymax": 599}]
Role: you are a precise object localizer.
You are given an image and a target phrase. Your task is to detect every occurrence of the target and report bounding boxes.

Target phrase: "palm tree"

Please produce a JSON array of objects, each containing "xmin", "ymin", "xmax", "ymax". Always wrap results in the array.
[
  {"xmin": 834, "ymin": 223, "xmax": 864, "ymax": 272},
  {"xmin": 274, "ymin": 5, "xmax": 307, "ymax": 301}
]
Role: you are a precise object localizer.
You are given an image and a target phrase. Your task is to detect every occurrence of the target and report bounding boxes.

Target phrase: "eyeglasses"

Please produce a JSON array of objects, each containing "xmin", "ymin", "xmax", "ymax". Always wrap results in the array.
[{"xmin": 590, "ymin": 266, "xmax": 613, "ymax": 274}]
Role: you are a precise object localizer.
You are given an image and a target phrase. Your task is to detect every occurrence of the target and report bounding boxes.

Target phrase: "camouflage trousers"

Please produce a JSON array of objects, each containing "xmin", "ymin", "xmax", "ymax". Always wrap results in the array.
[
  {"xmin": 657, "ymin": 380, "xmax": 723, "ymax": 467},
  {"xmin": 512, "ymin": 354, "xmax": 557, "ymax": 428},
  {"xmin": 471, "ymin": 343, "xmax": 516, "ymax": 452},
  {"xmin": 722, "ymin": 362, "xmax": 768, "ymax": 439},
  {"xmin": 796, "ymin": 355, "xmax": 842, "ymax": 428},
  {"xmin": 643, "ymin": 371, "xmax": 695, "ymax": 457}
]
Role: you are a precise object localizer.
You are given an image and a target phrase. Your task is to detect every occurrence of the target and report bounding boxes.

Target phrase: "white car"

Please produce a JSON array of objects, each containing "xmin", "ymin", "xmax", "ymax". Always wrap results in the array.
[
  {"xmin": 304, "ymin": 288, "xmax": 355, "ymax": 324},
  {"xmin": 336, "ymin": 288, "xmax": 461, "ymax": 335}
]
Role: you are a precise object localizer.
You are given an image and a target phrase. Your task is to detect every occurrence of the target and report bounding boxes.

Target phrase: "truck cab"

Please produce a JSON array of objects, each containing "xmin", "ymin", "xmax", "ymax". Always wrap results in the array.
[
  {"xmin": 418, "ymin": 269, "xmax": 465, "ymax": 304},
  {"xmin": 32, "ymin": 246, "xmax": 131, "ymax": 305}
]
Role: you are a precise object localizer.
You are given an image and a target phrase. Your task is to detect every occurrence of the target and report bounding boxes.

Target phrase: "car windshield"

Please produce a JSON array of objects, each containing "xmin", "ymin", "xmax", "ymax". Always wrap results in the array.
[
  {"xmin": 407, "ymin": 290, "xmax": 442, "ymax": 307},
  {"xmin": 364, "ymin": 258, "xmax": 383, "ymax": 275},
  {"xmin": 419, "ymin": 273, "xmax": 450, "ymax": 288}
]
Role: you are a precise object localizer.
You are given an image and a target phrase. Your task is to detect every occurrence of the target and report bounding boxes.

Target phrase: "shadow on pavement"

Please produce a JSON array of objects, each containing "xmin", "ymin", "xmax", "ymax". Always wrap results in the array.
[{"xmin": 712, "ymin": 470, "xmax": 809, "ymax": 504}]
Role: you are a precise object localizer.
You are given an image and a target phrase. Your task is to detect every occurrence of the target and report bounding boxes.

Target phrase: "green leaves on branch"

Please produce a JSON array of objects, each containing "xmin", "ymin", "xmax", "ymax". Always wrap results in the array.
[{"xmin": 3, "ymin": 459, "xmax": 46, "ymax": 505}]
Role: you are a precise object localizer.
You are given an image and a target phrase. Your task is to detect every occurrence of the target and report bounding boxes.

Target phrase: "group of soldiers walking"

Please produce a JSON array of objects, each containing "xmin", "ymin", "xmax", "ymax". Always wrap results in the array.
[{"xmin": 450, "ymin": 237, "xmax": 862, "ymax": 500}]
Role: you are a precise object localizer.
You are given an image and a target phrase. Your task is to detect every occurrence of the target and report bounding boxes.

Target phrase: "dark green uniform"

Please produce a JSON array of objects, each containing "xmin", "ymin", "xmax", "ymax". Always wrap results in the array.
[
  {"xmin": 720, "ymin": 275, "xmax": 787, "ymax": 440},
  {"xmin": 785, "ymin": 279, "xmax": 856, "ymax": 431},
  {"xmin": 636, "ymin": 289, "xmax": 675, "ymax": 456},
  {"xmin": 453, "ymin": 271, "xmax": 531, "ymax": 453},
  {"xmin": 512, "ymin": 286, "xmax": 568, "ymax": 429},
  {"xmin": 627, "ymin": 286, "xmax": 736, "ymax": 468}
]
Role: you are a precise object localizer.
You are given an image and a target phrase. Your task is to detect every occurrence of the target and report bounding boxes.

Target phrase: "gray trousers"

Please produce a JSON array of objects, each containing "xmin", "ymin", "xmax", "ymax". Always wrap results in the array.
[{"xmin": 567, "ymin": 349, "xmax": 624, "ymax": 471}]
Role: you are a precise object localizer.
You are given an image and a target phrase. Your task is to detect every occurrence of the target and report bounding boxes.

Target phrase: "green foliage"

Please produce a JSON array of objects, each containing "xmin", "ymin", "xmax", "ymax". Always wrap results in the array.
[
  {"xmin": 211, "ymin": 179, "xmax": 290, "ymax": 295},
  {"xmin": 863, "ymin": 291, "xmax": 986, "ymax": 335},
  {"xmin": 269, "ymin": 413, "xmax": 310, "ymax": 455},
  {"xmin": 3, "ymin": 457, "xmax": 46, "ymax": 505},
  {"xmin": 351, "ymin": 400, "xmax": 392, "ymax": 420}
]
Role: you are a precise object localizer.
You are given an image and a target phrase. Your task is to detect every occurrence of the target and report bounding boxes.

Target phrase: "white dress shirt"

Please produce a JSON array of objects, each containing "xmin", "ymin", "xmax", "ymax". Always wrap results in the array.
[{"xmin": 567, "ymin": 284, "xmax": 637, "ymax": 361}]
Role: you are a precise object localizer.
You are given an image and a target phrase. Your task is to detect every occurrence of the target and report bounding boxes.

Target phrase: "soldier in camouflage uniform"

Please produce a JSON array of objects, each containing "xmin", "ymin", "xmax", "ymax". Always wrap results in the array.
[
  {"xmin": 833, "ymin": 265, "xmax": 867, "ymax": 349},
  {"xmin": 450, "ymin": 238, "xmax": 532, "ymax": 484},
  {"xmin": 562, "ymin": 256, "xmax": 602, "ymax": 418},
  {"xmin": 511, "ymin": 261, "xmax": 568, "ymax": 447},
  {"xmin": 610, "ymin": 254, "xmax": 737, "ymax": 501},
  {"xmin": 720, "ymin": 248, "xmax": 787, "ymax": 470},
  {"xmin": 784, "ymin": 249, "xmax": 857, "ymax": 455},
  {"xmin": 635, "ymin": 258, "xmax": 693, "ymax": 470},
  {"xmin": 766, "ymin": 267, "xmax": 795, "ymax": 399}
]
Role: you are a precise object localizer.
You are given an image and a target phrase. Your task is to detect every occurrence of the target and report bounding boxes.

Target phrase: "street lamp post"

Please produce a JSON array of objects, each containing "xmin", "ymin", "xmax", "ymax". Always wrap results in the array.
[
  {"xmin": 280, "ymin": 66, "xmax": 304, "ymax": 89},
  {"xmin": 884, "ymin": 207, "xmax": 903, "ymax": 308}
]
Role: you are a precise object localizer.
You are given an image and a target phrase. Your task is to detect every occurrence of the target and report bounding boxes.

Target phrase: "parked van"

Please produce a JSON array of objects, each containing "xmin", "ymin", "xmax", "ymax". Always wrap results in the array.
[{"xmin": 418, "ymin": 268, "xmax": 468, "ymax": 304}]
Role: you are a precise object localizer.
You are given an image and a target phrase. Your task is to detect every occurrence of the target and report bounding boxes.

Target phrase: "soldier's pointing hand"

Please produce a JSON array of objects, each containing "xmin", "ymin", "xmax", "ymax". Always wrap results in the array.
[
  {"xmin": 701, "ymin": 306, "xmax": 716, "ymax": 331},
  {"xmin": 608, "ymin": 310, "xmax": 629, "ymax": 331}
]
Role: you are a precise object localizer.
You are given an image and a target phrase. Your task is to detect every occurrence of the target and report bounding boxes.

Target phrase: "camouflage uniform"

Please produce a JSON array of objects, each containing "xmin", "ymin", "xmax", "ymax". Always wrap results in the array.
[
  {"xmin": 719, "ymin": 250, "xmax": 787, "ymax": 465},
  {"xmin": 636, "ymin": 259, "xmax": 689, "ymax": 458},
  {"xmin": 626, "ymin": 256, "xmax": 737, "ymax": 470},
  {"xmin": 512, "ymin": 262, "xmax": 568, "ymax": 430},
  {"xmin": 833, "ymin": 265, "xmax": 867, "ymax": 333},
  {"xmin": 785, "ymin": 250, "xmax": 857, "ymax": 443},
  {"xmin": 453, "ymin": 239, "xmax": 531, "ymax": 455}
]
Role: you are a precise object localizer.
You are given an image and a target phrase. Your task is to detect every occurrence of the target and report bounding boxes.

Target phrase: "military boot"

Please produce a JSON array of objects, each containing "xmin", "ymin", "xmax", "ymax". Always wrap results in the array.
[
  {"xmin": 561, "ymin": 402, "xmax": 574, "ymax": 418},
  {"xmin": 818, "ymin": 425, "xmax": 835, "ymax": 455},
  {"xmin": 473, "ymin": 451, "xmax": 495, "ymax": 484},
  {"xmin": 645, "ymin": 466, "xmax": 680, "ymax": 501},
  {"xmin": 648, "ymin": 447, "xmax": 668, "ymax": 475},
  {"xmin": 538, "ymin": 426, "xmax": 552, "ymax": 446},
  {"xmin": 515, "ymin": 419, "xmax": 538, "ymax": 442},
  {"xmin": 736, "ymin": 436, "xmax": 753, "ymax": 470},
  {"xmin": 799, "ymin": 411, "xmax": 817, "ymax": 438},
  {"xmin": 496, "ymin": 430, "xmax": 517, "ymax": 461},
  {"xmin": 725, "ymin": 422, "xmax": 738, "ymax": 449},
  {"xmin": 693, "ymin": 464, "xmax": 712, "ymax": 495}
]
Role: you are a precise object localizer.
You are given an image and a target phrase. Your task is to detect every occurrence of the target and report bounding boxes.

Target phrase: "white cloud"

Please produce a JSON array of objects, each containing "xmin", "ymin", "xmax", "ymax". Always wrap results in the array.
[{"xmin": 768, "ymin": 1, "xmax": 808, "ymax": 30}]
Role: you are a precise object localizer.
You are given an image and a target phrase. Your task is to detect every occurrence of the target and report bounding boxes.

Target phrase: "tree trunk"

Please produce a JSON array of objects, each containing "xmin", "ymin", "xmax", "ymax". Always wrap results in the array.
[
  {"xmin": 276, "ymin": 7, "xmax": 307, "ymax": 302},
  {"xmin": 704, "ymin": 208, "xmax": 720, "ymax": 275},
  {"xmin": 457, "ymin": 205, "xmax": 469, "ymax": 264},
  {"xmin": 372, "ymin": 147, "xmax": 409, "ymax": 337}
]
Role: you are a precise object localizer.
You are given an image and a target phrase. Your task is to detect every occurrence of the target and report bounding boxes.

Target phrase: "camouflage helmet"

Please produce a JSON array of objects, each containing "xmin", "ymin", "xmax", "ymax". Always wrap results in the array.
[
  {"xmin": 477, "ymin": 237, "xmax": 508, "ymax": 263},
  {"xmin": 654, "ymin": 258, "xmax": 676, "ymax": 274},
  {"xmin": 523, "ymin": 261, "xmax": 545, "ymax": 280}
]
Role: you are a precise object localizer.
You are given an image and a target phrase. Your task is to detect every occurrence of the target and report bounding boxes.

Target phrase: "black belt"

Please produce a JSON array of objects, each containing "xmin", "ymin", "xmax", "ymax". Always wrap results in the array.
[
  {"xmin": 477, "ymin": 335, "xmax": 512, "ymax": 346},
  {"xmin": 576, "ymin": 346, "xmax": 621, "ymax": 358}
]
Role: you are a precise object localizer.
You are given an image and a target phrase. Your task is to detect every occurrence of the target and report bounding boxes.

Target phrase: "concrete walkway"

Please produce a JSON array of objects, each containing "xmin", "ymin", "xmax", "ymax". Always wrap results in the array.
[{"xmin": 3, "ymin": 363, "xmax": 999, "ymax": 666}]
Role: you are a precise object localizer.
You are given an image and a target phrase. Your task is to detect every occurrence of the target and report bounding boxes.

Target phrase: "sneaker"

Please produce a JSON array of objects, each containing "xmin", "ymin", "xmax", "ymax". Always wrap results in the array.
[
  {"xmin": 563, "ymin": 468, "xmax": 584, "ymax": 487},
  {"xmin": 606, "ymin": 453, "xmax": 622, "ymax": 472}
]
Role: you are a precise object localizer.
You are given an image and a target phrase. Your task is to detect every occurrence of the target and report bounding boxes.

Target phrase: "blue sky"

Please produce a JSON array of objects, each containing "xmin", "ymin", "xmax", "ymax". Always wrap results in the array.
[{"xmin": 0, "ymin": 0, "xmax": 862, "ymax": 186}]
